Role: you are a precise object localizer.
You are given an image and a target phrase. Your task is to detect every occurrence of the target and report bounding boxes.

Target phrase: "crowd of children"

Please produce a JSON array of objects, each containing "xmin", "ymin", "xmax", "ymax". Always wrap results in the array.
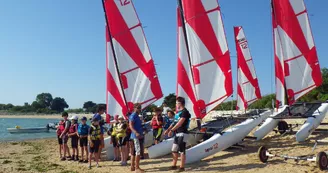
[{"xmin": 55, "ymin": 103, "xmax": 177, "ymax": 171}]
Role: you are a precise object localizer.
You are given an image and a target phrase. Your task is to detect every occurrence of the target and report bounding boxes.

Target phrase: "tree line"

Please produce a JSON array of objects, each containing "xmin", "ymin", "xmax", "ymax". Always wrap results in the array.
[{"xmin": 2, "ymin": 68, "xmax": 327, "ymax": 114}]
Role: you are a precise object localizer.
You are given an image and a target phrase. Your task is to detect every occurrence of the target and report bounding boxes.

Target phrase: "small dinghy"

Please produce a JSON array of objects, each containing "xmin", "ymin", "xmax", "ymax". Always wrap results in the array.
[{"xmin": 7, "ymin": 125, "xmax": 50, "ymax": 134}]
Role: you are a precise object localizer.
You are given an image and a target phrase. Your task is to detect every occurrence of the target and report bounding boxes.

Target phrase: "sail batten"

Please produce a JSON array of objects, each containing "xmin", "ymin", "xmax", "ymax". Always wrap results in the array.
[
  {"xmin": 103, "ymin": 0, "xmax": 163, "ymax": 115},
  {"xmin": 234, "ymin": 26, "xmax": 261, "ymax": 110},
  {"xmin": 178, "ymin": 0, "xmax": 232, "ymax": 118},
  {"xmin": 272, "ymin": 0, "xmax": 322, "ymax": 107}
]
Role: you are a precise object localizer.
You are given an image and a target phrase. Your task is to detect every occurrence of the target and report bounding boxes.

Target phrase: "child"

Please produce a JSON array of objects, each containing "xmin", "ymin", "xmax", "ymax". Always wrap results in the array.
[
  {"xmin": 59, "ymin": 112, "xmax": 72, "ymax": 161},
  {"xmin": 151, "ymin": 108, "xmax": 164, "ymax": 144},
  {"xmin": 116, "ymin": 116, "xmax": 128, "ymax": 166},
  {"xmin": 88, "ymin": 118, "xmax": 103, "ymax": 169},
  {"xmin": 163, "ymin": 111, "xmax": 175, "ymax": 139},
  {"xmin": 109, "ymin": 115, "xmax": 120, "ymax": 161},
  {"xmin": 78, "ymin": 116, "xmax": 89, "ymax": 163},
  {"xmin": 56, "ymin": 119, "xmax": 65, "ymax": 158},
  {"xmin": 68, "ymin": 115, "xmax": 79, "ymax": 161}
]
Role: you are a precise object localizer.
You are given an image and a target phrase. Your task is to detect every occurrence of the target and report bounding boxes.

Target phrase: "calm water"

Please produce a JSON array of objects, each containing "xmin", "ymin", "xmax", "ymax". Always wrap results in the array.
[{"xmin": 0, "ymin": 118, "xmax": 60, "ymax": 142}]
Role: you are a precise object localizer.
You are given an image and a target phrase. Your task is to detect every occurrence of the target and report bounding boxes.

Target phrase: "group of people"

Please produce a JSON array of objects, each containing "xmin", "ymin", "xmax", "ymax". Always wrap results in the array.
[
  {"xmin": 56, "ymin": 106, "xmax": 106, "ymax": 169},
  {"xmin": 56, "ymin": 96, "xmax": 191, "ymax": 173}
]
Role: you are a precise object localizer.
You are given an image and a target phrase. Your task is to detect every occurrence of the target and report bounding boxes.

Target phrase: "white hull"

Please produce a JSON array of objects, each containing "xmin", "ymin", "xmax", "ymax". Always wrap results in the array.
[
  {"xmin": 7, "ymin": 127, "xmax": 49, "ymax": 134},
  {"xmin": 148, "ymin": 134, "xmax": 202, "ymax": 159},
  {"xmin": 296, "ymin": 103, "xmax": 328, "ymax": 142},
  {"xmin": 253, "ymin": 106, "xmax": 288, "ymax": 140},
  {"xmin": 185, "ymin": 110, "xmax": 271, "ymax": 164}
]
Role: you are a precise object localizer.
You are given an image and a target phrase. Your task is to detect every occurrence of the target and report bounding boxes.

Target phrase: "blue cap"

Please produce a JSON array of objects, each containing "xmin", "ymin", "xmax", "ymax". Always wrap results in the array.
[{"xmin": 81, "ymin": 117, "xmax": 87, "ymax": 121}]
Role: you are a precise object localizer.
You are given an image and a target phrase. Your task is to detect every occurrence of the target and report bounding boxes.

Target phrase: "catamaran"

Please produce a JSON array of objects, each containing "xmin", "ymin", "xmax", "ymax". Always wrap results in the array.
[
  {"xmin": 101, "ymin": 0, "xmax": 163, "ymax": 159},
  {"xmin": 148, "ymin": 0, "xmax": 270, "ymax": 160},
  {"xmin": 253, "ymin": 0, "xmax": 328, "ymax": 142}
]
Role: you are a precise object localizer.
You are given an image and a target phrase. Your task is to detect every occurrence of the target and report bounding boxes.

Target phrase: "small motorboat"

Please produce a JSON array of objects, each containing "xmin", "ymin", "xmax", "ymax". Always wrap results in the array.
[{"xmin": 7, "ymin": 124, "xmax": 51, "ymax": 134}]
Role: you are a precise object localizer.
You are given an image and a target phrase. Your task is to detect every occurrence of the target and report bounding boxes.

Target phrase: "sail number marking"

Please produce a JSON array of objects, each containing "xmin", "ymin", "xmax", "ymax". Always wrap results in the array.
[
  {"xmin": 238, "ymin": 38, "xmax": 248, "ymax": 49},
  {"xmin": 120, "ymin": 0, "xmax": 130, "ymax": 6},
  {"xmin": 204, "ymin": 143, "xmax": 219, "ymax": 152}
]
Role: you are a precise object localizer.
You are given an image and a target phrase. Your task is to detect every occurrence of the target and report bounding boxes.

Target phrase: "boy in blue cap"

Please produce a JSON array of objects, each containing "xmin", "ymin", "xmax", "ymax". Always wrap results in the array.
[{"xmin": 78, "ymin": 116, "xmax": 89, "ymax": 163}]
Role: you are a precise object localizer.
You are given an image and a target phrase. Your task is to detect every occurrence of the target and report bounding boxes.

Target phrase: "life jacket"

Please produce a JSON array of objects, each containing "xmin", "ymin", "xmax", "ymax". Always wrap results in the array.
[
  {"xmin": 152, "ymin": 115, "xmax": 163, "ymax": 129},
  {"xmin": 110, "ymin": 123, "xmax": 118, "ymax": 136},
  {"xmin": 57, "ymin": 121, "xmax": 65, "ymax": 136},
  {"xmin": 78, "ymin": 124, "xmax": 89, "ymax": 136},
  {"xmin": 116, "ymin": 123, "xmax": 127, "ymax": 138},
  {"xmin": 90, "ymin": 125, "xmax": 101, "ymax": 140},
  {"xmin": 69, "ymin": 123, "xmax": 77, "ymax": 134}
]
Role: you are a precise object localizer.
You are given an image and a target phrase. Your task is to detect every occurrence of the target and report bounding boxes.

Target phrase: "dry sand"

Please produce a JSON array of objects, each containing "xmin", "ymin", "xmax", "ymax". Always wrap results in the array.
[{"xmin": 1, "ymin": 116, "xmax": 328, "ymax": 173}]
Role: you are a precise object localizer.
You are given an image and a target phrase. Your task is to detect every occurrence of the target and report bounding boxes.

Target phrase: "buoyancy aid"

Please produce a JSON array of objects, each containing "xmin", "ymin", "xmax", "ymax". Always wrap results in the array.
[
  {"xmin": 57, "ymin": 121, "xmax": 65, "ymax": 136},
  {"xmin": 90, "ymin": 125, "xmax": 101, "ymax": 140},
  {"xmin": 115, "ymin": 123, "xmax": 127, "ymax": 138},
  {"xmin": 69, "ymin": 123, "xmax": 78, "ymax": 134},
  {"xmin": 111, "ymin": 123, "xmax": 118, "ymax": 137}
]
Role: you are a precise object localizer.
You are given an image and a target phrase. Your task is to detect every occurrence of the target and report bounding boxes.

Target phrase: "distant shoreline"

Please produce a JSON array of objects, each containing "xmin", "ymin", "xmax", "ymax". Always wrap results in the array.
[{"xmin": 0, "ymin": 114, "xmax": 94, "ymax": 119}]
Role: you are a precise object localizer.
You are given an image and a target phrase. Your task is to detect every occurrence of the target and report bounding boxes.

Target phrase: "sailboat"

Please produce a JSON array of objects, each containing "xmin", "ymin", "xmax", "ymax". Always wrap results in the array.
[
  {"xmin": 253, "ymin": 0, "xmax": 328, "ymax": 142},
  {"xmin": 184, "ymin": 25, "xmax": 271, "ymax": 163},
  {"xmin": 148, "ymin": 0, "xmax": 270, "ymax": 160},
  {"xmin": 101, "ymin": 0, "xmax": 163, "ymax": 158}
]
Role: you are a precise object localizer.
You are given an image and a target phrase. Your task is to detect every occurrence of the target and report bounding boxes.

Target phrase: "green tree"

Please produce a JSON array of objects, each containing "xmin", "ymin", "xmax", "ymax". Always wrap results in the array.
[
  {"xmin": 36, "ymin": 93, "xmax": 53, "ymax": 109},
  {"xmin": 31, "ymin": 101, "xmax": 43, "ymax": 110},
  {"xmin": 163, "ymin": 93, "xmax": 176, "ymax": 109},
  {"xmin": 4, "ymin": 104, "xmax": 14, "ymax": 110},
  {"xmin": 50, "ymin": 97, "xmax": 69, "ymax": 112},
  {"xmin": 83, "ymin": 101, "xmax": 97, "ymax": 112}
]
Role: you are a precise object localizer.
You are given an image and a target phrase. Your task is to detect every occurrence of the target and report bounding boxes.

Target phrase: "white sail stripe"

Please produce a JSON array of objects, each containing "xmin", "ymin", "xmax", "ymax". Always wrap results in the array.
[
  {"xmin": 114, "ymin": 0, "xmax": 139, "ymax": 29},
  {"xmin": 290, "ymin": 0, "xmax": 305, "ymax": 15},
  {"xmin": 130, "ymin": 26, "xmax": 152, "ymax": 62},
  {"xmin": 246, "ymin": 60, "xmax": 257, "ymax": 79},
  {"xmin": 177, "ymin": 84, "xmax": 197, "ymax": 118},
  {"xmin": 112, "ymin": 39, "xmax": 138, "ymax": 73},
  {"xmin": 208, "ymin": 11, "xmax": 228, "ymax": 55},
  {"xmin": 185, "ymin": 24, "xmax": 213, "ymax": 65},
  {"xmin": 195, "ymin": 61, "xmax": 227, "ymax": 108},
  {"xmin": 123, "ymin": 68, "xmax": 155, "ymax": 104},
  {"xmin": 200, "ymin": 0, "xmax": 218, "ymax": 12},
  {"xmin": 178, "ymin": 27, "xmax": 196, "ymax": 86},
  {"xmin": 277, "ymin": 26, "xmax": 302, "ymax": 60},
  {"xmin": 107, "ymin": 91, "xmax": 124, "ymax": 117},
  {"xmin": 239, "ymin": 69, "xmax": 257, "ymax": 103},
  {"xmin": 237, "ymin": 94, "xmax": 245, "ymax": 110},
  {"xmin": 107, "ymin": 42, "xmax": 125, "ymax": 100},
  {"xmin": 297, "ymin": 14, "xmax": 315, "ymax": 49},
  {"xmin": 284, "ymin": 56, "xmax": 315, "ymax": 94},
  {"xmin": 294, "ymin": 85, "xmax": 316, "ymax": 101},
  {"xmin": 206, "ymin": 96, "xmax": 228, "ymax": 113},
  {"xmin": 276, "ymin": 77, "xmax": 285, "ymax": 105}
]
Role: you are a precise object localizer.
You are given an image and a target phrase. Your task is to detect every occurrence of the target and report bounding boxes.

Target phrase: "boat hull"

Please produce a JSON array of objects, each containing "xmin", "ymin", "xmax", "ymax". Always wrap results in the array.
[
  {"xmin": 185, "ymin": 110, "xmax": 271, "ymax": 164},
  {"xmin": 253, "ymin": 106, "xmax": 288, "ymax": 140},
  {"xmin": 7, "ymin": 127, "xmax": 49, "ymax": 134},
  {"xmin": 296, "ymin": 103, "xmax": 328, "ymax": 142}
]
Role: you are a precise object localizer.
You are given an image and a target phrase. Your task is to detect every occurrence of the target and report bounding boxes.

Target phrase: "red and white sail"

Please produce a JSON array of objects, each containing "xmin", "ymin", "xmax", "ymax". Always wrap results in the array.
[
  {"xmin": 234, "ymin": 26, "xmax": 261, "ymax": 110},
  {"xmin": 177, "ymin": 8, "xmax": 201, "ymax": 119},
  {"xmin": 106, "ymin": 28, "xmax": 128, "ymax": 121},
  {"xmin": 104, "ymin": 0, "xmax": 163, "ymax": 112},
  {"xmin": 272, "ymin": 0, "xmax": 322, "ymax": 107},
  {"xmin": 179, "ymin": 0, "xmax": 233, "ymax": 118}
]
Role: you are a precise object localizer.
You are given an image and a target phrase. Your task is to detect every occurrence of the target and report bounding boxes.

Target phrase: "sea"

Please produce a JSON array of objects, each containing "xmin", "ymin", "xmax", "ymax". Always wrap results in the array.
[{"xmin": 0, "ymin": 118, "xmax": 60, "ymax": 142}]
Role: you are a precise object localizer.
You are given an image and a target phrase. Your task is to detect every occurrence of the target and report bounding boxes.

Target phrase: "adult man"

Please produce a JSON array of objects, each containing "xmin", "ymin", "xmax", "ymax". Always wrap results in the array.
[
  {"xmin": 129, "ymin": 103, "xmax": 144, "ymax": 173},
  {"xmin": 93, "ymin": 106, "xmax": 105, "ymax": 160},
  {"xmin": 164, "ymin": 97, "xmax": 191, "ymax": 172},
  {"xmin": 59, "ymin": 112, "xmax": 72, "ymax": 161}
]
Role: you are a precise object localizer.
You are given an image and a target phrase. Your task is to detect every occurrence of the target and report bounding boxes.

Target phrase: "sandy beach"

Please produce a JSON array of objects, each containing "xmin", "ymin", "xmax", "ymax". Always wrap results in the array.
[{"xmin": 1, "ymin": 114, "xmax": 328, "ymax": 173}]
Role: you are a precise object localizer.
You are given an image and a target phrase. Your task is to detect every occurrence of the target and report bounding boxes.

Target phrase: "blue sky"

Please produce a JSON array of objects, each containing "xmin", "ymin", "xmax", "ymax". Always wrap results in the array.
[{"xmin": 0, "ymin": 0, "xmax": 327, "ymax": 108}]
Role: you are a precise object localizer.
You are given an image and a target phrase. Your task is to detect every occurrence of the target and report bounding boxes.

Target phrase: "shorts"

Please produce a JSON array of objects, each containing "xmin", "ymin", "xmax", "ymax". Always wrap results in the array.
[
  {"xmin": 153, "ymin": 128, "xmax": 163, "ymax": 141},
  {"xmin": 71, "ymin": 136, "xmax": 78, "ymax": 148},
  {"xmin": 111, "ymin": 136, "xmax": 118, "ymax": 148},
  {"xmin": 131, "ymin": 137, "xmax": 144, "ymax": 156},
  {"xmin": 57, "ymin": 136, "xmax": 63, "ymax": 145},
  {"xmin": 80, "ymin": 137, "xmax": 88, "ymax": 147},
  {"xmin": 117, "ymin": 137, "xmax": 127, "ymax": 147},
  {"xmin": 89, "ymin": 140, "xmax": 100, "ymax": 153},
  {"xmin": 62, "ymin": 134, "xmax": 68, "ymax": 144},
  {"xmin": 172, "ymin": 133, "xmax": 188, "ymax": 154}
]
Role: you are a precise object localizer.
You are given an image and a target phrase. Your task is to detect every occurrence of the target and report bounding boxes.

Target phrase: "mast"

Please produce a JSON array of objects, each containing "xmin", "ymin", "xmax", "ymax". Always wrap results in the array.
[{"xmin": 102, "ymin": 0, "xmax": 129, "ymax": 112}]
